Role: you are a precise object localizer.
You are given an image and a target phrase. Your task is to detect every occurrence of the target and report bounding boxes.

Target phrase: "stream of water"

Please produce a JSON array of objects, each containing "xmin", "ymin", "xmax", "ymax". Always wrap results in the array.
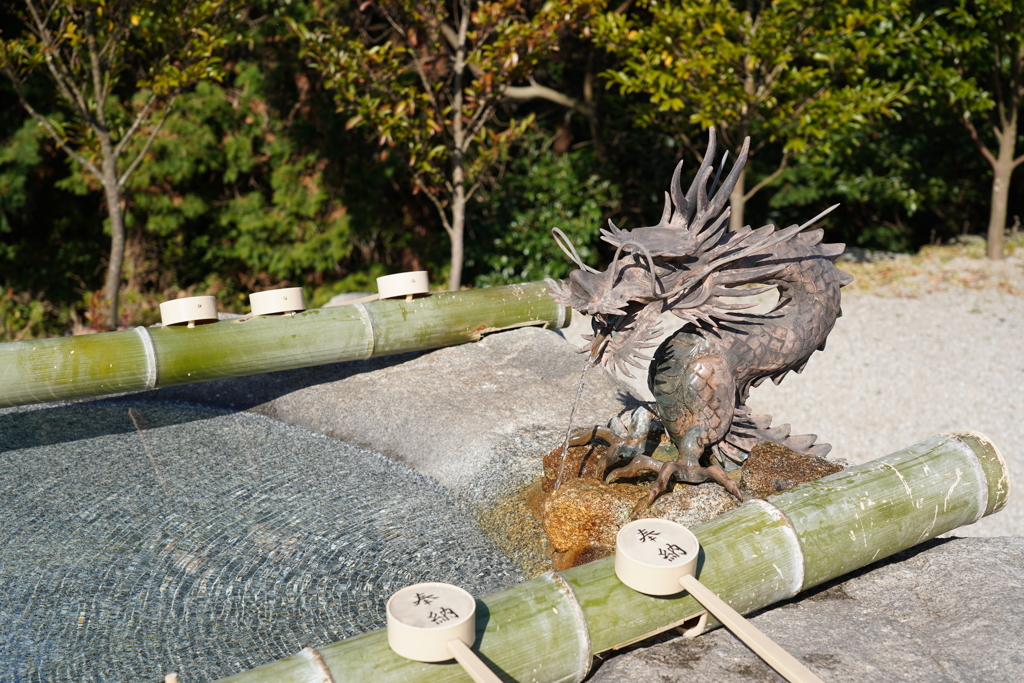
[{"xmin": 553, "ymin": 360, "xmax": 594, "ymax": 490}]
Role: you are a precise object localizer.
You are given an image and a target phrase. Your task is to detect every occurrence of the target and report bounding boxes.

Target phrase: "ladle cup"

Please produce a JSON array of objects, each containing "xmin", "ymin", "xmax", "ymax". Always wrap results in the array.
[
  {"xmin": 615, "ymin": 518, "xmax": 824, "ymax": 683},
  {"xmin": 249, "ymin": 287, "xmax": 306, "ymax": 316},
  {"xmin": 386, "ymin": 582, "xmax": 500, "ymax": 683},
  {"xmin": 377, "ymin": 271, "xmax": 429, "ymax": 301},
  {"xmin": 159, "ymin": 296, "xmax": 218, "ymax": 328}
]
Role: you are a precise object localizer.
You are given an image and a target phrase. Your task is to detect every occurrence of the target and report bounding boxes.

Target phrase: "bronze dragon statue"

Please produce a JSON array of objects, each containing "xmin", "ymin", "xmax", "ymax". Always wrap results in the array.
[{"xmin": 547, "ymin": 129, "xmax": 853, "ymax": 503}]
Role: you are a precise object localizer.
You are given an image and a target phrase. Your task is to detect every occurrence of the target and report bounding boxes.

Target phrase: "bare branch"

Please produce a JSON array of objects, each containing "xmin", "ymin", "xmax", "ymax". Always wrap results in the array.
[
  {"xmin": 420, "ymin": 185, "xmax": 454, "ymax": 236},
  {"xmin": 114, "ymin": 92, "xmax": 160, "ymax": 157},
  {"xmin": 463, "ymin": 101, "xmax": 496, "ymax": 146},
  {"xmin": 42, "ymin": 0, "xmax": 60, "ymax": 26},
  {"xmin": 743, "ymin": 152, "xmax": 788, "ymax": 201},
  {"xmin": 961, "ymin": 111, "xmax": 998, "ymax": 168},
  {"xmin": 83, "ymin": 7, "xmax": 109, "ymax": 129},
  {"xmin": 465, "ymin": 178, "xmax": 484, "ymax": 202},
  {"xmin": 992, "ymin": 40, "xmax": 1008, "ymax": 131},
  {"xmin": 24, "ymin": 0, "xmax": 92, "ymax": 117},
  {"xmin": 503, "ymin": 79, "xmax": 592, "ymax": 116},
  {"xmin": 4, "ymin": 69, "xmax": 103, "ymax": 179},
  {"xmin": 118, "ymin": 101, "xmax": 174, "ymax": 188}
]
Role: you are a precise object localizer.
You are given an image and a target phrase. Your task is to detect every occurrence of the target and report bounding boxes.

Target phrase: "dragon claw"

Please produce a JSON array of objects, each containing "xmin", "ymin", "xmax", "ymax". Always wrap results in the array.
[
  {"xmin": 606, "ymin": 455, "xmax": 744, "ymax": 504},
  {"xmin": 595, "ymin": 408, "xmax": 654, "ymax": 476}
]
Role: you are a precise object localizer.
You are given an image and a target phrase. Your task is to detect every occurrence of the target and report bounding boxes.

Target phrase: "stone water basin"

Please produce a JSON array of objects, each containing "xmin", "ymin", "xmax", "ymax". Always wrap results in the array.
[{"xmin": 0, "ymin": 401, "xmax": 521, "ymax": 682}]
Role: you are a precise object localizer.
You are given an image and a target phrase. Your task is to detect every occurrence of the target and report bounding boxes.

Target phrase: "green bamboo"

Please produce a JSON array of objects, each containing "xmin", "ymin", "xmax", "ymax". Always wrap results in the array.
[
  {"xmin": 212, "ymin": 431, "xmax": 1009, "ymax": 683},
  {"xmin": 0, "ymin": 282, "xmax": 568, "ymax": 408}
]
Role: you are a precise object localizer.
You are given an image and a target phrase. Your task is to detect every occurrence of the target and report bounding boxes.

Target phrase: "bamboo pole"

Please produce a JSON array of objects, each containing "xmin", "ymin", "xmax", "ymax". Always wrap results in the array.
[
  {"xmin": 0, "ymin": 283, "xmax": 568, "ymax": 409},
  {"xmin": 212, "ymin": 431, "xmax": 1009, "ymax": 683}
]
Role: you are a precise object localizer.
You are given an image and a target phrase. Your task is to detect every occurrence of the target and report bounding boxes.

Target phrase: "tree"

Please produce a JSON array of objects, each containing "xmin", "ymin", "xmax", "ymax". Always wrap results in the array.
[
  {"xmin": 914, "ymin": 0, "xmax": 1024, "ymax": 259},
  {"xmin": 0, "ymin": 0, "xmax": 234, "ymax": 329},
  {"xmin": 466, "ymin": 129, "xmax": 619, "ymax": 286},
  {"xmin": 293, "ymin": 0, "xmax": 597, "ymax": 291},
  {"xmin": 594, "ymin": 0, "xmax": 914, "ymax": 231}
]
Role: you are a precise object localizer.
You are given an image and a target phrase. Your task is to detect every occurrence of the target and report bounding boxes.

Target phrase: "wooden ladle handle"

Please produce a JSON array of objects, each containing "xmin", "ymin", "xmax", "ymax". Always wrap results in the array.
[
  {"xmin": 679, "ymin": 574, "xmax": 825, "ymax": 683},
  {"xmin": 447, "ymin": 639, "xmax": 502, "ymax": 683}
]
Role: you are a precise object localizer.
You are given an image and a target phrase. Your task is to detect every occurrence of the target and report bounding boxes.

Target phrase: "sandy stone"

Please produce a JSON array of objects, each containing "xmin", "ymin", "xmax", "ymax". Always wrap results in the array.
[
  {"xmin": 740, "ymin": 441, "xmax": 845, "ymax": 498},
  {"xmin": 645, "ymin": 482, "xmax": 741, "ymax": 526},
  {"xmin": 541, "ymin": 478, "xmax": 644, "ymax": 553}
]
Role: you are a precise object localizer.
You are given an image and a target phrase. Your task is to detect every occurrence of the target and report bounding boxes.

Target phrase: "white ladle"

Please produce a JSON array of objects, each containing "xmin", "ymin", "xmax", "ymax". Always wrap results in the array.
[
  {"xmin": 249, "ymin": 287, "xmax": 306, "ymax": 316},
  {"xmin": 615, "ymin": 518, "xmax": 824, "ymax": 683},
  {"xmin": 159, "ymin": 296, "xmax": 218, "ymax": 328},
  {"xmin": 323, "ymin": 270, "xmax": 431, "ymax": 308},
  {"xmin": 386, "ymin": 582, "xmax": 501, "ymax": 683}
]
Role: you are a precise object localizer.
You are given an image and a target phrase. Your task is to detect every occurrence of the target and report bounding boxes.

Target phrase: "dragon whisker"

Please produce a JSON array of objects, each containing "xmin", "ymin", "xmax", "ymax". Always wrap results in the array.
[{"xmin": 551, "ymin": 227, "xmax": 599, "ymax": 274}]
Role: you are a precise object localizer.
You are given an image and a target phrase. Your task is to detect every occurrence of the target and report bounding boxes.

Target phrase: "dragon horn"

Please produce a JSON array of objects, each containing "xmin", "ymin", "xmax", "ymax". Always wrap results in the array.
[
  {"xmin": 682, "ymin": 127, "xmax": 717, "ymax": 222},
  {"xmin": 706, "ymin": 136, "xmax": 749, "ymax": 218},
  {"xmin": 796, "ymin": 203, "xmax": 840, "ymax": 231},
  {"xmin": 695, "ymin": 166, "xmax": 714, "ymax": 225},
  {"xmin": 669, "ymin": 161, "xmax": 686, "ymax": 226},
  {"xmin": 696, "ymin": 206, "xmax": 731, "ymax": 246},
  {"xmin": 708, "ymin": 150, "xmax": 729, "ymax": 196},
  {"xmin": 659, "ymin": 191, "xmax": 672, "ymax": 226}
]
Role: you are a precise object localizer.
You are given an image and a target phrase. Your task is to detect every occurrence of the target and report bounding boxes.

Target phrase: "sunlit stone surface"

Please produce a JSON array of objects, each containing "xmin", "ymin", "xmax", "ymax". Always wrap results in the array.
[{"xmin": 0, "ymin": 401, "xmax": 522, "ymax": 682}]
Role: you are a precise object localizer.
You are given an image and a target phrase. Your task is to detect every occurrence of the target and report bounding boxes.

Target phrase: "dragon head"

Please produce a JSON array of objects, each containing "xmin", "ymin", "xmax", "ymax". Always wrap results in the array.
[
  {"xmin": 548, "ymin": 128, "xmax": 747, "ymax": 373},
  {"xmin": 547, "ymin": 128, "xmax": 839, "ymax": 378}
]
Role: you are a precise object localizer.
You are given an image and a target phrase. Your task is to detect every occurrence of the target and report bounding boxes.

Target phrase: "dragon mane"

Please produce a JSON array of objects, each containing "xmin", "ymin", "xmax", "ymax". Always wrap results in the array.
[{"xmin": 547, "ymin": 128, "xmax": 843, "ymax": 379}]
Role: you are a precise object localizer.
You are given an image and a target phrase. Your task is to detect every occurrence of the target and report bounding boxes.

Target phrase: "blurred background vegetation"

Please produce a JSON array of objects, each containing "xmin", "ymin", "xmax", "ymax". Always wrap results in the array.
[{"xmin": 1, "ymin": 0, "xmax": 1022, "ymax": 340}]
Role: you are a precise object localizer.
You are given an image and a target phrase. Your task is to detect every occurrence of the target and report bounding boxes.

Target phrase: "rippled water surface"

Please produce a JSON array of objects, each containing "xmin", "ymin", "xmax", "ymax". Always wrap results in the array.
[{"xmin": 0, "ymin": 402, "xmax": 522, "ymax": 682}]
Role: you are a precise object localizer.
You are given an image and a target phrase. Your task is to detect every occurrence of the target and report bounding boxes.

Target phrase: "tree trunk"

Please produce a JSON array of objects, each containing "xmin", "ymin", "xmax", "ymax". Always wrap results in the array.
[
  {"xmin": 986, "ymin": 117, "xmax": 1017, "ymax": 260},
  {"xmin": 447, "ymin": 0, "xmax": 471, "ymax": 292},
  {"xmin": 448, "ymin": 181, "xmax": 466, "ymax": 291},
  {"xmin": 728, "ymin": 165, "xmax": 746, "ymax": 232},
  {"xmin": 100, "ymin": 150, "xmax": 126, "ymax": 331}
]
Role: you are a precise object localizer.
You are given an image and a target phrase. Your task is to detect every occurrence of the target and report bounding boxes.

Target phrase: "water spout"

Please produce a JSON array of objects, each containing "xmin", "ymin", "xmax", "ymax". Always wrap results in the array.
[{"xmin": 553, "ymin": 358, "xmax": 597, "ymax": 491}]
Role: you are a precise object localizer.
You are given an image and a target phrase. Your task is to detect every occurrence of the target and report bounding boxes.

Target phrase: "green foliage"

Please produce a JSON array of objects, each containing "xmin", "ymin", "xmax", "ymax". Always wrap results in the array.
[
  {"xmin": 593, "ymin": 0, "xmax": 916, "ymax": 206},
  {"xmin": 1, "ymin": 0, "xmax": 243, "ymax": 328},
  {"xmin": 4, "ymin": 0, "xmax": 1024, "ymax": 340},
  {"xmin": 125, "ymin": 65, "xmax": 351, "ymax": 288},
  {"xmin": 907, "ymin": 0, "xmax": 1024, "ymax": 255},
  {"xmin": 0, "ymin": 0, "xmax": 235, "ymax": 166},
  {"xmin": 0, "ymin": 118, "xmax": 44, "ymax": 241},
  {"xmin": 468, "ymin": 132, "xmax": 619, "ymax": 285},
  {"xmin": 0, "ymin": 288, "xmax": 68, "ymax": 340},
  {"xmin": 293, "ymin": 0, "xmax": 600, "ymax": 288}
]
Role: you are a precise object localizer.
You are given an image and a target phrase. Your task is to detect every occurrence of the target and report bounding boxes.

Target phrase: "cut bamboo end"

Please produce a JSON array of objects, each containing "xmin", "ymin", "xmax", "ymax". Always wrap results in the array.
[{"xmin": 945, "ymin": 429, "xmax": 1011, "ymax": 517}]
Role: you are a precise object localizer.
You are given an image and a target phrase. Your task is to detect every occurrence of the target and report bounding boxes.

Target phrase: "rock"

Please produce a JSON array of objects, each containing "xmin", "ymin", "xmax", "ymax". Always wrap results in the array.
[
  {"xmin": 542, "ymin": 478, "xmax": 644, "ymax": 569},
  {"xmin": 740, "ymin": 441, "xmax": 845, "ymax": 498},
  {"xmin": 325, "ymin": 291, "xmax": 374, "ymax": 305},
  {"xmin": 541, "ymin": 441, "xmax": 612, "ymax": 492},
  {"xmin": 646, "ymin": 482, "xmax": 740, "ymax": 526},
  {"xmin": 138, "ymin": 326, "xmax": 641, "ymax": 508},
  {"xmin": 587, "ymin": 536, "xmax": 1024, "ymax": 682},
  {"xmin": 535, "ymin": 437, "xmax": 847, "ymax": 572}
]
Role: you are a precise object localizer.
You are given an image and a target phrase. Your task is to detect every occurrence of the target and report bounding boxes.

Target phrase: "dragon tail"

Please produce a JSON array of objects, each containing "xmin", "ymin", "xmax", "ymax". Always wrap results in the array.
[{"xmin": 711, "ymin": 405, "xmax": 831, "ymax": 467}]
